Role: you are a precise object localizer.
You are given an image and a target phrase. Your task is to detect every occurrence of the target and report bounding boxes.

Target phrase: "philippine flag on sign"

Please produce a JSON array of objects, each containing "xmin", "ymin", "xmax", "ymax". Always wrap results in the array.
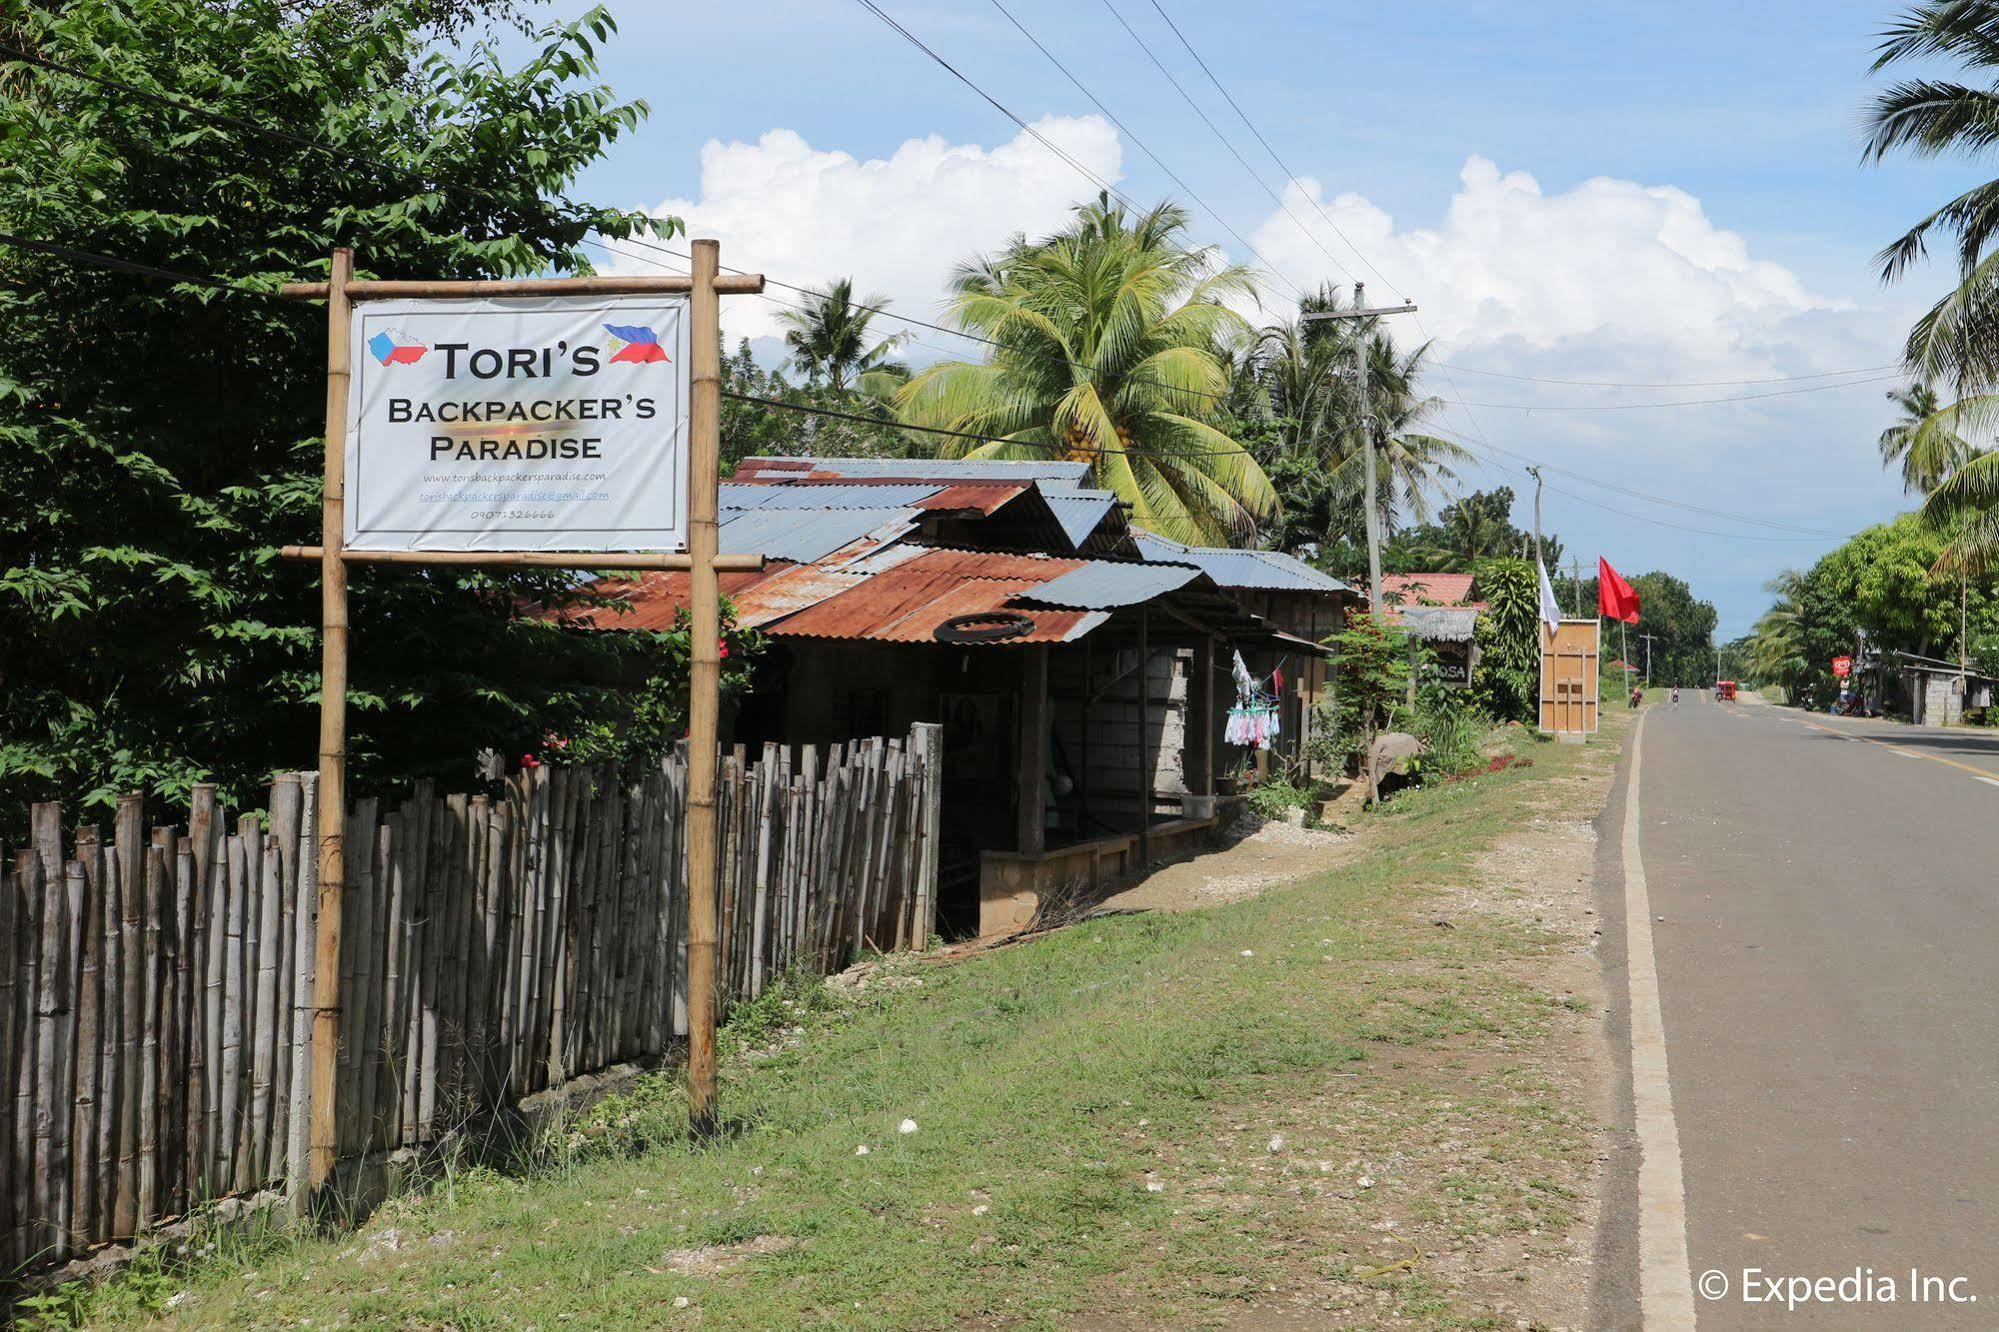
[
  {"xmin": 367, "ymin": 327, "xmax": 428, "ymax": 365},
  {"xmin": 604, "ymin": 323, "xmax": 669, "ymax": 364}
]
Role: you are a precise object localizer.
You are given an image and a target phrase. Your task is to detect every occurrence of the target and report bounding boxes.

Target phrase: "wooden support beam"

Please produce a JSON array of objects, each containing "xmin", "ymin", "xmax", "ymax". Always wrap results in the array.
[
  {"xmin": 278, "ymin": 546, "xmax": 764, "ymax": 573},
  {"xmin": 278, "ymin": 274, "xmax": 766, "ymax": 301},
  {"xmin": 307, "ymin": 247, "xmax": 354, "ymax": 1191},
  {"xmin": 1189, "ymin": 635, "xmax": 1215, "ymax": 799},
  {"xmin": 1015, "ymin": 645, "xmax": 1050, "ymax": 856},
  {"xmin": 1137, "ymin": 607, "xmax": 1151, "ymax": 868},
  {"xmin": 683, "ymin": 240, "xmax": 724, "ymax": 1137}
]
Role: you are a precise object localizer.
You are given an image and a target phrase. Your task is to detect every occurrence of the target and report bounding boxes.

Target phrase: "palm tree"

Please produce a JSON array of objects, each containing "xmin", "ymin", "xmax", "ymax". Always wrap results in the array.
[
  {"xmin": 892, "ymin": 195, "xmax": 1277, "ymax": 545},
  {"xmin": 1746, "ymin": 571, "xmax": 1811, "ymax": 699},
  {"xmin": 1880, "ymin": 382, "xmax": 1974, "ymax": 493},
  {"xmin": 774, "ymin": 277, "xmax": 908, "ymax": 395},
  {"xmin": 1863, "ymin": 4, "xmax": 1999, "ymax": 570},
  {"xmin": 1255, "ymin": 288, "xmax": 1468, "ymax": 544}
]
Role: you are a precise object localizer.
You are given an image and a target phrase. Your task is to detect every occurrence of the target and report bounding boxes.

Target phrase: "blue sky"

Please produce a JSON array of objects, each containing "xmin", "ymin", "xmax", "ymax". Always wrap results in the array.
[{"xmin": 530, "ymin": 0, "xmax": 1985, "ymax": 637}]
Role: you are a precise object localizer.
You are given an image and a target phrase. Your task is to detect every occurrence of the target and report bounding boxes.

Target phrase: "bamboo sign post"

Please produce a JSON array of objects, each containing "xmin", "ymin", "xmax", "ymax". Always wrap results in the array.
[{"xmin": 279, "ymin": 239, "xmax": 763, "ymax": 1188}]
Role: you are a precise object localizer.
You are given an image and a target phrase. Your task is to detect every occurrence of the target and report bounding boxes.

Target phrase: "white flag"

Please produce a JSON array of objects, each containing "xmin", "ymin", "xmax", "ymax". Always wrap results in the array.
[{"xmin": 1537, "ymin": 556, "xmax": 1563, "ymax": 633}]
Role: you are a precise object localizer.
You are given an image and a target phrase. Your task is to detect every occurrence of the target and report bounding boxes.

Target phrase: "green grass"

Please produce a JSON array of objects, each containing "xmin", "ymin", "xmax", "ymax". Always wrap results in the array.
[{"xmin": 61, "ymin": 726, "xmax": 1617, "ymax": 1331}]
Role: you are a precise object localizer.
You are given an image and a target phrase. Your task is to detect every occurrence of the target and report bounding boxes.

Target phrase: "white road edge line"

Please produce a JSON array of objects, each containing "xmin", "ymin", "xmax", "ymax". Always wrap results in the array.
[
  {"xmin": 1977, "ymin": 776, "xmax": 1999, "ymax": 789},
  {"xmin": 1622, "ymin": 713, "xmax": 1699, "ymax": 1327}
]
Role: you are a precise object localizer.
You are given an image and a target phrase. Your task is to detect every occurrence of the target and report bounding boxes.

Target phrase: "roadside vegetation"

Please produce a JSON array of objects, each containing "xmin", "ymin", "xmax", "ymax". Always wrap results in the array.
[
  {"xmin": 56, "ymin": 721, "xmax": 1618, "ymax": 1331},
  {"xmin": 1738, "ymin": 0, "xmax": 1999, "ymax": 710}
]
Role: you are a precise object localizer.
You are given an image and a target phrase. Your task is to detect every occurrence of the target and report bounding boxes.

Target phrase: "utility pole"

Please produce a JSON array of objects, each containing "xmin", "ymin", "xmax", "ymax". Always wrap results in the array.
[
  {"xmin": 1641, "ymin": 632, "xmax": 1657, "ymax": 687},
  {"xmin": 1527, "ymin": 466, "xmax": 1546, "ymax": 569},
  {"xmin": 1302, "ymin": 285, "xmax": 1417, "ymax": 613},
  {"xmin": 1571, "ymin": 555, "xmax": 1584, "ymax": 621}
]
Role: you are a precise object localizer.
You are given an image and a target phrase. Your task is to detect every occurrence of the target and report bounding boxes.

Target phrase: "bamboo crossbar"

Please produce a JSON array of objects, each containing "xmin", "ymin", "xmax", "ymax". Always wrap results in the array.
[
  {"xmin": 277, "ymin": 546, "xmax": 766, "ymax": 573},
  {"xmin": 278, "ymin": 274, "xmax": 766, "ymax": 301}
]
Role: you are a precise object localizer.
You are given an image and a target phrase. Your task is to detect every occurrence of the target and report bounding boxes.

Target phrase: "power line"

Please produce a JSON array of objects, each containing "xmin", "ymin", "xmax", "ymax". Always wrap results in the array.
[
  {"xmin": 0, "ymin": 230, "xmax": 278, "ymax": 297},
  {"xmin": 1094, "ymin": 0, "xmax": 1356, "ymax": 288},
  {"xmin": 848, "ymin": 0, "xmax": 1142, "ymax": 217},
  {"xmin": 1429, "ymin": 359, "xmax": 1907, "ymax": 390},
  {"xmin": 1535, "ymin": 478, "xmax": 1829, "ymax": 543},
  {"xmin": 984, "ymin": 0, "xmax": 1305, "ymax": 299},
  {"xmin": 1141, "ymin": 0, "xmax": 1397, "ymax": 297},
  {"xmin": 1447, "ymin": 372, "xmax": 1905, "ymax": 412},
  {"xmin": 1437, "ymin": 429, "xmax": 1844, "ymax": 539},
  {"xmin": 14, "ymin": 43, "xmax": 1906, "ymax": 422},
  {"xmin": 4, "ymin": 223, "xmax": 1239, "ymax": 464},
  {"xmin": 722, "ymin": 388, "xmax": 1245, "ymax": 460}
]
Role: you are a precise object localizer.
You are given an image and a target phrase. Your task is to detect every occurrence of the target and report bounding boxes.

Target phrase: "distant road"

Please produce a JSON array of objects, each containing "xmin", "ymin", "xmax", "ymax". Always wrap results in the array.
[{"xmin": 1597, "ymin": 695, "xmax": 1999, "ymax": 1329}]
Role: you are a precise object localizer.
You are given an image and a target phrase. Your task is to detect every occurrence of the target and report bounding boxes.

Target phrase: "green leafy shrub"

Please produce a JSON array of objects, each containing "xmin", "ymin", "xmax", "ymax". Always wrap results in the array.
[{"xmin": 1246, "ymin": 778, "xmax": 1313, "ymax": 820}]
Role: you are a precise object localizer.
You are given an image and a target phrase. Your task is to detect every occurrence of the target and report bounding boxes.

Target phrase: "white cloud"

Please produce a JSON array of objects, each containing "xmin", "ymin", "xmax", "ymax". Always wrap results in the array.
[
  {"xmin": 608, "ymin": 117, "xmax": 1122, "ymax": 348},
  {"xmin": 608, "ymin": 127, "xmax": 1921, "ymax": 633},
  {"xmin": 1250, "ymin": 155, "xmax": 1857, "ymax": 372}
]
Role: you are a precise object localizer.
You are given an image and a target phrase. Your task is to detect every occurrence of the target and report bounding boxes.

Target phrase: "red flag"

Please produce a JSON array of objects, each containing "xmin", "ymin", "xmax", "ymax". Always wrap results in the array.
[{"xmin": 1598, "ymin": 558, "xmax": 1641, "ymax": 623}]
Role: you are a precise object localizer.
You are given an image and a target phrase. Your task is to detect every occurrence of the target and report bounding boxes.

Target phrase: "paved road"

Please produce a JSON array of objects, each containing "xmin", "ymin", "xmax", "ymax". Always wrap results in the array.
[{"xmin": 1600, "ymin": 694, "xmax": 1999, "ymax": 1328}]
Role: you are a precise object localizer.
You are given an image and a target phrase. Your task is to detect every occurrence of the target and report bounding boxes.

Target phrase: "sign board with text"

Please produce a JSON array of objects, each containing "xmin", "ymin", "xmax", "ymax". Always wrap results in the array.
[
  {"xmin": 344, "ymin": 295, "xmax": 690, "ymax": 551},
  {"xmin": 1832, "ymin": 655, "xmax": 1852, "ymax": 678}
]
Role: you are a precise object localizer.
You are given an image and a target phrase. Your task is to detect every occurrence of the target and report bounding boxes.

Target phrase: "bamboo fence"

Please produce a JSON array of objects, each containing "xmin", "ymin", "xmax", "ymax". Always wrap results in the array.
[{"xmin": 0, "ymin": 723, "xmax": 940, "ymax": 1273}]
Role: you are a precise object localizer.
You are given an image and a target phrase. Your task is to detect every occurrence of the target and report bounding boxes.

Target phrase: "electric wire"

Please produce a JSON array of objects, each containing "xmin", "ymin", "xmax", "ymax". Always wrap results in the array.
[
  {"xmin": 984, "ymin": 0, "xmax": 1307, "ymax": 299},
  {"xmin": 1094, "ymin": 0, "xmax": 1359, "ymax": 287}
]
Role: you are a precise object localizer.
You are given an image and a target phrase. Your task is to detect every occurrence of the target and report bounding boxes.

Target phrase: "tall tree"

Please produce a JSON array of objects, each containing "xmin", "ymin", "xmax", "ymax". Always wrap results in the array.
[
  {"xmin": 1879, "ymin": 381, "xmax": 1974, "ymax": 493},
  {"xmin": 1254, "ymin": 285, "xmax": 1468, "ymax": 553},
  {"xmin": 773, "ymin": 277, "xmax": 908, "ymax": 395},
  {"xmin": 894, "ymin": 195, "xmax": 1276, "ymax": 546},
  {"xmin": 1866, "ymin": 1, "xmax": 1999, "ymax": 389},
  {"xmin": 0, "ymin": 1, "xmax": 678, "ymax": 817}
]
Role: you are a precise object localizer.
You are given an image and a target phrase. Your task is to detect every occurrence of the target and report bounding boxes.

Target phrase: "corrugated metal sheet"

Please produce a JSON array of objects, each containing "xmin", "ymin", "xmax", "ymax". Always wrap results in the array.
[
  {"xmin": 731, "ymin": 562, "xmax": 869, "ymax": 628},
  {"xmin": 722, "ymin": 483, "xmax": 943, "ymax": 511},
  {"xmin": 1044, "ymin": 492, "xmax": 1119, "ymax": 547},
  {"xmin": 1016, "ymin": 559, "xmax": 1202, "ymax": 609},
  {"xmin": 912, "ymin": 482, "xmax": 1028, "ymax": 514},
  {"xmin": 717, "ymin": 507, "xmax": 917, "ymax": 563},
  {"xmin": 769, "ymin": 548, "xmax": 1099, "ymax": 645},
  {"xmin": 1132, "ymin": 531, "xmax": 1352, "ymax": 594},
  {"xmin": 560, "ymin": 569, "xmax": 770, "ymax": 632},
  {"xmin": 735, "ymin": 456, "xmax": 1091, "ymax": 487},
  {"xmin": 1398, "ymin": 605, "xmax": 1480, "ymax": 643}
]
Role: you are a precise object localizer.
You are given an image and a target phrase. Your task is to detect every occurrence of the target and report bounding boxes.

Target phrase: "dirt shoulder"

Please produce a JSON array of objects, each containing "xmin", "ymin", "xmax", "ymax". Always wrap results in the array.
[{"xmin": 79, "ymin": 720, "xmax": 1627, "ymax": 1332}]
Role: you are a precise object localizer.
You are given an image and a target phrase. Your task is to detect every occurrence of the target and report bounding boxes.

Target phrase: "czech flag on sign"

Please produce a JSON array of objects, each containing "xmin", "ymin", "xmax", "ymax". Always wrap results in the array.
[
  {"xmin": 367, "ymin": 328, "xmax": 427, "ymax": 365},
  {"xmin": 604, "ymin": 323, "xmax": 669, "ymax": 364}
]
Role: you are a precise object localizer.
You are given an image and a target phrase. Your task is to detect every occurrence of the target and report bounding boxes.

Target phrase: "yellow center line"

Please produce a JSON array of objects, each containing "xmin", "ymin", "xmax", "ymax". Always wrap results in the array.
[{"xmin": 1788, "ymin": 714, "xmax": 1999, "ymax": 783}]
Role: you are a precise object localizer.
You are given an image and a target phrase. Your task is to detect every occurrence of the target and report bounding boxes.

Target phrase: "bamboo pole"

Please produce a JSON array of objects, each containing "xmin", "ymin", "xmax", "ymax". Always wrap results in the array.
[
  {"xmin": 32, "ymin": 853, "xmax": 67, "ymax": 1261},
  {"xmin": 114, "ymin": 798, "xmax": 143, "ymax": 1237},
  {"xmin": 137, "ymin": 845, "xmax": 165, "ymax": 1227},
  {"xmin": 308, "ymin": 245, "xmax": 354, "ymax": 1191},
  {"xmin": 267, "ymin": 777, "xmax": 301, "ymax": 1185},
  {"xmin": 685, "ymin": 238, "xmax": 724, "ymax": 1135},
  {"xmin": 286, "ymin": 774, "xmax": 317, "ymax": 1206},
  {"xmin": 69, "ymin": 831, "xmax": 102, "ymax": 1247},
  {"xmin": 278, "ymin": 272, "xmax": 764, "ymax": 301},
  {"xmin": 249, "ymin": 837, "xmax": 281, "ymax": 1183},
  {"xmin": 0, "ymin": 853, "xmax": 17, "ymax": 1268},
  {"xmin": 277, "ymin": 547, "xmax": 763, "ymax": 572}
]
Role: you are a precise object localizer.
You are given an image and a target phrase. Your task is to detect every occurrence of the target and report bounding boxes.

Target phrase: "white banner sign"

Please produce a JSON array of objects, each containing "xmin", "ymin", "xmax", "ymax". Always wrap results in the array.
[{"xmin": 344, "ymin": 295, "xmax": 690, "ymax": 552}]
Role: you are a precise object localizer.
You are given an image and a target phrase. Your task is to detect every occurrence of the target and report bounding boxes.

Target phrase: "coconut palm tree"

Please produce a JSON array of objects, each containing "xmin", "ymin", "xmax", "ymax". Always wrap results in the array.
[
  {"xmin": 1255, "ymin": 286, "xmax": 1468, "ymax": 542},
  {"xmin": 1866, "ymin": 1, "xmax": 1999, "ymax": 387},
  {"xmin": 774, "ymin": 277, "xmax": 908, "ymax": 395},
  {"xmin": 892, "ymin": 195, "xmax": 1277, "ymax": 545},
  {"xmin": 1879, "ymin": 381, "xmax": 1974, "ymax": 492}
]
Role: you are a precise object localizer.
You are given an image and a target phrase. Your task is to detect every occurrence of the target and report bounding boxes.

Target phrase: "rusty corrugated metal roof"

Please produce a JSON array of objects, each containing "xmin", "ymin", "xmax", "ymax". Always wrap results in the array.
[
  {"xmin": 559, "ymin": 568, "xmax": 770, "ymax": 632},
  {"xmin": 771, "ymin": 550, "xmax": 1102, "ymax": 645}
]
